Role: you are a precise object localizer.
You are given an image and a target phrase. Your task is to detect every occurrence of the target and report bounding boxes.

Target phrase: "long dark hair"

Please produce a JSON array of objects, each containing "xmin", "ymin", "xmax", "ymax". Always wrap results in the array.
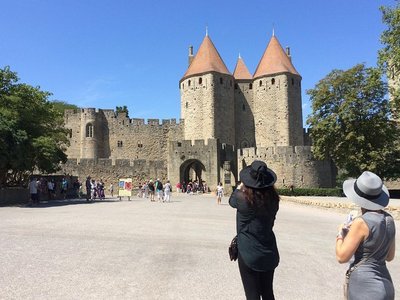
[{"xmin": 244, "ymin": 185, "xmax": 280, "ymax": 216}]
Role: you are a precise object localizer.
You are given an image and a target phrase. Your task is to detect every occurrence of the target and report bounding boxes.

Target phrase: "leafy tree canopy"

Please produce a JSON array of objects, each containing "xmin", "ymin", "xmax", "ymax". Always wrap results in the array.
[
  {"xmin": 306, "ymin": 64, "xmax": 400, "ymax": 180},
  {"xmin": 378, "ymin": 2, "xmax": 400, "ymax": 119},
  {"xmin": 0, "ymin": 66, "xmax": 69, "ymax": 187},
  {"xmin": 116, "ymin": 105, "xmax": 129, "ymax": 117},
  {"xmin": 51, "ymin": 100, "xmax": 79, "ymax": 114}
]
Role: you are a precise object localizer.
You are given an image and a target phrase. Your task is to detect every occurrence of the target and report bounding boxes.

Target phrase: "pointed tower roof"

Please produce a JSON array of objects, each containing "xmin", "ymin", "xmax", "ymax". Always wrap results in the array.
[
  {"xmin": 253, "ymin": 35, "xmax": 300, "ymax": 79},
  {"xmin": 233, "ymin": 55, "xmax": 252, "ymax": 80},
  {"xmin": 181, "ymin": 35, "xmax": 231, "ymax": 80}
]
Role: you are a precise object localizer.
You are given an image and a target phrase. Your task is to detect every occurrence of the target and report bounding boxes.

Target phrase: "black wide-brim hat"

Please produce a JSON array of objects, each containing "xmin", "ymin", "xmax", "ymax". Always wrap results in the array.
[{"xmin": 239, "ymin": 160, "xmax": 277, "ymax": 189}]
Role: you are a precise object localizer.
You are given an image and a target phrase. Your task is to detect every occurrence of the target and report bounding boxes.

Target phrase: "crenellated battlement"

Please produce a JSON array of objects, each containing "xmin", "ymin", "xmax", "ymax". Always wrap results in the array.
[
  {"xmin": 65, "ymin": 108, "xmax": 183, "ymax": 126},
  {"xmin": 239, "ymin": 146, "xmax": 313, "ymax": 160}
]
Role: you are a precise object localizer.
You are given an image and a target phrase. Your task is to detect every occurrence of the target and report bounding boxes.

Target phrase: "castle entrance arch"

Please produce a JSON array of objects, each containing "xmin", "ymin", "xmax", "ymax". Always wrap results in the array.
[{"xmin": 180, "ymin": 159, "xmax": 206, "ymax": 185}]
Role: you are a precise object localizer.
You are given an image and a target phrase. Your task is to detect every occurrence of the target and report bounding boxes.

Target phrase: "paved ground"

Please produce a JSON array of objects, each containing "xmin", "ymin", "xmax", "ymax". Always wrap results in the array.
[{"xmin": 0, "ymin": 194, "xmax": 399, "ymax": 300}]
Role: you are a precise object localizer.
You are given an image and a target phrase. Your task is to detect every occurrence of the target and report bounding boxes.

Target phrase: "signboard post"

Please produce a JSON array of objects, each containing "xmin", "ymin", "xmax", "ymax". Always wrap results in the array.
[{"xmin": 118, "ymin": 178, "xmax": 132, "ymax": 201}]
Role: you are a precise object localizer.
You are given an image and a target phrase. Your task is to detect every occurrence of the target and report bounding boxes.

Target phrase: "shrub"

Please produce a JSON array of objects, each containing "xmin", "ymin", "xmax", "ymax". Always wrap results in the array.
[{"xmin": 277, "ymin": 188, "xmax": 344, "ymax": 197}]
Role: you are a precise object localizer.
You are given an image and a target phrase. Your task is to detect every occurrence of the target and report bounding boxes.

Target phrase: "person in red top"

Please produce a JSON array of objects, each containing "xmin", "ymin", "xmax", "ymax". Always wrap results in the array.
[{"xmin": 176, "ymin": 182, "xmax": 182, "ymax": 193}]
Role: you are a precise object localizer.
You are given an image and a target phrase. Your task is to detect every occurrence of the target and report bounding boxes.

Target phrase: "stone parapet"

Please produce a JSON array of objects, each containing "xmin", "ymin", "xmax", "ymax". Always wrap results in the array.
[{"xmin": 281, "ymin": 196, "xmax": 400, "ymax": 220}]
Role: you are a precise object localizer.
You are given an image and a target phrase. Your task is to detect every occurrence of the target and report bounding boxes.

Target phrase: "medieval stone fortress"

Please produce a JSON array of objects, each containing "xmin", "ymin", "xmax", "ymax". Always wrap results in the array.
[{"xmin": 63, "ymin": 33, "xmax": 336, "ymax": 191}]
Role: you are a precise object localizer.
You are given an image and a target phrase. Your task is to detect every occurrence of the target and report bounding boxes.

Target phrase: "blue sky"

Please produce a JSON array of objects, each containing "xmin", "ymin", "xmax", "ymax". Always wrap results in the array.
[{"xmin": 0, "ymin": 0, "xmax": 395, "ymax": 125}]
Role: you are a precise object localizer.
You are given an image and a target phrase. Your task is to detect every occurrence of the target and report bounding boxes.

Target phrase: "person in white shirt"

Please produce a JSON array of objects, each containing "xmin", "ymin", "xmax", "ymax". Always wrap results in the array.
[
  {"xmin": 28, "ymin": 178, "xmax": 39, "ymax": 205},
  {"xmin": 216, "ymin": 182, "xmax": 224, "ymax": 205},
  {"xmin": 164, "ymin": 180, "xmax": 172, "ymax": 202}
]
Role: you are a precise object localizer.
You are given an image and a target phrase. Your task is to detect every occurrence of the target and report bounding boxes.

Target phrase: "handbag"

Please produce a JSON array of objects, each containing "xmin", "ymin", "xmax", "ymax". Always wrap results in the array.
[
  {"xmin": 343, "ymin": 215, "xmax": 388, "ymax": 299},
  {"xmin": 229, "ymin": 236, "xmax": 238, "ymax": 261}
]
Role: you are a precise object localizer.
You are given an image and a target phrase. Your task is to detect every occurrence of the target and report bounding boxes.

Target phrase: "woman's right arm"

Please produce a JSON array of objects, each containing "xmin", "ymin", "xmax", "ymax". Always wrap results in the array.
[
  {"xmin": 386, "ymin": 238, "xmax": 396, "ymax": 261},
  {"xmin": 229, "ymin": 190, "xmax": 240, "ymax": 208},
  {"xmin": 336, "ymin": 218, "xmax": 369, "ymax": 264}
]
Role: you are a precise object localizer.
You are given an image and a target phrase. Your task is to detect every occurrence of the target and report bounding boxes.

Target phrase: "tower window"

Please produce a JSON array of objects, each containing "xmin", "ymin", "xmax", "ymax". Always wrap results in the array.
[
  {"xmin": 185, "ymin": 102, "xmax": 188, "ymax": 108},
  {"xmin": 234, "ymin": 83, "xmax": 238, "ymax": 90},
  {"xmin": 249, "ymin": 83, "xmax": 253, "ymax": 90},
  {"xmin": 138, "ymin": 143, "xmax": 143, "ymax": 148},
  {"xmin": 86, "ymin": 123, "xmax": 94, "ymax": 138},
  {"xmin": 259, "ymin": 80, "xmax": 262, "ymax": 87},
  {"xmin": 117, "ymin": 141, "xmax": 123, "ymax": 147},
  {"xmin": 177, "ymin": 142, "xmax": 182, "ymax": 147},
  {"xmin": 291, "ymin": 78, "xmax": 294, "ymax": 85},
  {"xmin": 220, "ymin": 77, "xmax": 223, "ymax": 84},
  {"xmin": 271, "ymin": 78, "xmax": 275, "ymax": 85},
  {"xmin": 242, "ymin": 104, "xmax": 246, "ymax": 111},
  {"xmin": 199, "ymin": 78, "xmax": 202, "ymax": 84},
  {"xmin": 188, "ymin": 80, "xmax": 191, "ymax": 86},
  {"xmin": 182, "ymin": 83, "xmax": 184, "ymax": 89}
]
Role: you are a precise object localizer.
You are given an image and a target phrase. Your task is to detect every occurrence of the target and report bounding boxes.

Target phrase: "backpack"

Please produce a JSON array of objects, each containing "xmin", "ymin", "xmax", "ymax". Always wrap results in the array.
[
  {"xmin": 148, "ymin": 182, "xmax": 155, "ymax": 191},
  {"xmin": 157, "ymin": 181, "xmax": 163, "ymax": 190}
]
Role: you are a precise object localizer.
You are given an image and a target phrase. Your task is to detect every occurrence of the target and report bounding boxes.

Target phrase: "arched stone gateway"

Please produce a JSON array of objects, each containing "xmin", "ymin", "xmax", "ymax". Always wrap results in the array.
[{"xmin": 180, "ymin": 159, "xmax": 206, "ymax": 185}]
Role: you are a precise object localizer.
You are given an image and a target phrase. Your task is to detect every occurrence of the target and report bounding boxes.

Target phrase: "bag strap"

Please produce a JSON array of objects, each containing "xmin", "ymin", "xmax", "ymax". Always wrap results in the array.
[{"xmin": 347, "ymin": 215, "xmax": 388, "ymax": 277}]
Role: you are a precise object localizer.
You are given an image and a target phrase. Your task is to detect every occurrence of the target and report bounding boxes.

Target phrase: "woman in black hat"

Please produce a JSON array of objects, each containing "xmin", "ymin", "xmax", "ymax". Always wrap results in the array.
[
  {"xmin": 336, "ymin": 171, "xmax": 396, "ymax": 300},
  {"xmin": 229, "ymin": 160, "xmax": 280, "ymax": 300}
]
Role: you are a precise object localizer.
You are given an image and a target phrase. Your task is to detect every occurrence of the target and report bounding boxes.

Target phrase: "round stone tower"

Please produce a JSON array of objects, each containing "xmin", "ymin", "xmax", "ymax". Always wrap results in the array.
[
  {"xmin": 252, "ymin": 35, "xmax": 304, "ymax": 147},
  {"xmin": 233, "ymin": 55, "xmax": 255, "ymax": 149},
  {"xmin": 180, "ymin": 34, "xmax": 235, "ymax": 145},
  {"xmin": 80, "ymin": 108, "xmax": 98, "ymax": 159}
]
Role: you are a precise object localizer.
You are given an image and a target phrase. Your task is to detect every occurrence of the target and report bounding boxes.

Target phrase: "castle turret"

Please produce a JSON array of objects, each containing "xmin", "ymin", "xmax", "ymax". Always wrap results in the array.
[
  {"xmin": 179, "ymin": 34, "xmax": 235, "ymax": 145},
  {"xmin": 253, "ymin": 35, "xmax": 304, "ymax": 147},
  {"xmin": 233, "ymin": 55, "xmax": 255, "ymax": 148},
  {"xmin": 80, "ymin": 108, "xmax": 98, "ymax": 159}
]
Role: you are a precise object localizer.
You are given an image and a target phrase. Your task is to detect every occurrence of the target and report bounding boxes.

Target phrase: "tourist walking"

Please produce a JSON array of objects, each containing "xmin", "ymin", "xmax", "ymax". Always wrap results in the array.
[
  {"xmin": 336, "ymin": 171, "xmax": 396, "ymax": 300},
  {"xmin": 61, "ymin": 178, "xmax": 68, "ymax": 199},
  {"xmin": 164, "ymin": 180, "xmax": 172, "ymax": 202},
  {"xmin": 28, "ymin": 177, "xmax": 39, "ymax": 205},
  {"xmin": 176, "ymin": 182, "xmax": 182, "ymax": 193},
  {"xmin": 90, "ymin": 179, "xmax": 96, "ymax": 200},
  {"xmin": 156, "ymin": 179, "xmax": 163, "ymax": 202},
  {"xmin": 137, "ymin": 182, "xmax": 143, "ymax": 198},
  {"xmin": 109, "ymin": 183, "xmax": 114, "ymax": 197},
  {"xmin": 142, "ymin": 182, "xmax": 148, "ymax": 198},
  {"xmin": 85, "ymin": 177, "xmax": 91, "ymax": 201},
  {"xmin": 47, "ymin": 179, "xmax": 55, "ymax": 200},
  {"xmin": 216, "ymin": 182, "xmax": 224, "ymax": 204},
  {"xmin": 148, "ymin": 180, "xmax": 155, "ymax": 201},
  {"xmin": 229, "ymin": 160, "xmax": 280, "ymax": 300}
]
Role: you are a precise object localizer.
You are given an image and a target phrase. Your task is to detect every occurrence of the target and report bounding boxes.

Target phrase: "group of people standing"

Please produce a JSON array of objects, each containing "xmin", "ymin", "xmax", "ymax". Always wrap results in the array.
[
  {"xmin": 85, "ymin": 176, "xmax": 106, "ymax": 202},
  {"xmin": 228, "ymin": 160, "xmax": 396, "ymax": 300},
  {"xmin": 137, "ymin": 179, "xmax": 172, "ymax": 202},
  {"xmin": 176, "ymin": 181, "xmax": 208, "ymax": 194},
  {"xmin": 28, "ymin": 177, "xmax": 71, "ymax": 205}
]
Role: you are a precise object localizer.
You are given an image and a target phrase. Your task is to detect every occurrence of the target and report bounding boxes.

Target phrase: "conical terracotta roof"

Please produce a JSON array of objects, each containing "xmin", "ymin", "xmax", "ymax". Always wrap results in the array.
[
  {"xmin": 233, "ymin": 56, "xmax": 252, "ymax": 80},
  {"xmin": 253, "ymin": 35, "xmax": 300, "ymax": 79},
  {"xmin": 182, "ymin": 35, "xmax": 231, "ymax": 80}
]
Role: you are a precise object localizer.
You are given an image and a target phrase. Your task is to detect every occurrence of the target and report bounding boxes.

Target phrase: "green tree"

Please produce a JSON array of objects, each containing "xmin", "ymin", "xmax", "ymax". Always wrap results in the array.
[
  {"xmin": 116, "ymin": 105, "xmax": 129, "ymax": 117},
  {"xmin": 306, "ymin": 64, "xmax": 400, "ymax": 179},
  {"xmin": 0, "ymin": 66, "xmax": 69, "ymax": 187},
  {"xmin": 51, "ymin": 100, "xmax": 79, "ymax": 114},
  {"xmin": 378, "ymin": 2, "xmax": 400, "ymax": 119}
]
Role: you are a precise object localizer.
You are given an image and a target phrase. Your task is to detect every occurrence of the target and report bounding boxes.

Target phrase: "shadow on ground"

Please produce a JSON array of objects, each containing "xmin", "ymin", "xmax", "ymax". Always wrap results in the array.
[{"xmin": 17, "ymin": 198, "xmax": 121, "ymax": 208}]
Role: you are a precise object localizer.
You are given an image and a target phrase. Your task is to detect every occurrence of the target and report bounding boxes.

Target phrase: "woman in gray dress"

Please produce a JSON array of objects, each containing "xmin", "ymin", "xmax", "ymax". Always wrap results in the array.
[{"xmin": 336, "ymin": 171, "xmax": 396, "ymax": 300}]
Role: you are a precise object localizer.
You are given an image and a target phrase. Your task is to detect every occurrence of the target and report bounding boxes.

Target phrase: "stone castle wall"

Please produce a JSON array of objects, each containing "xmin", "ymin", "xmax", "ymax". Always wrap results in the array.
[
  {"xmin": 238, "ymin": 146, "xmax": 335, "ymax": 188},
  {"xmin": 253, "ymin": 73, "xmax": 303, "ymax": 147},
  {"xmin": 234, "ymin": 80, "xmax": 255, "ymax": 149},
  {"xmin": 180, "ymin": 73, "xmax": 235, "ymax": 145},
  {"xmin": 64, "ymin": 108, "xmax": 184, "ymax": 161},
  {"xmin": 61, "ymin": 158, "xmax": 167, "ymax": 193}
]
